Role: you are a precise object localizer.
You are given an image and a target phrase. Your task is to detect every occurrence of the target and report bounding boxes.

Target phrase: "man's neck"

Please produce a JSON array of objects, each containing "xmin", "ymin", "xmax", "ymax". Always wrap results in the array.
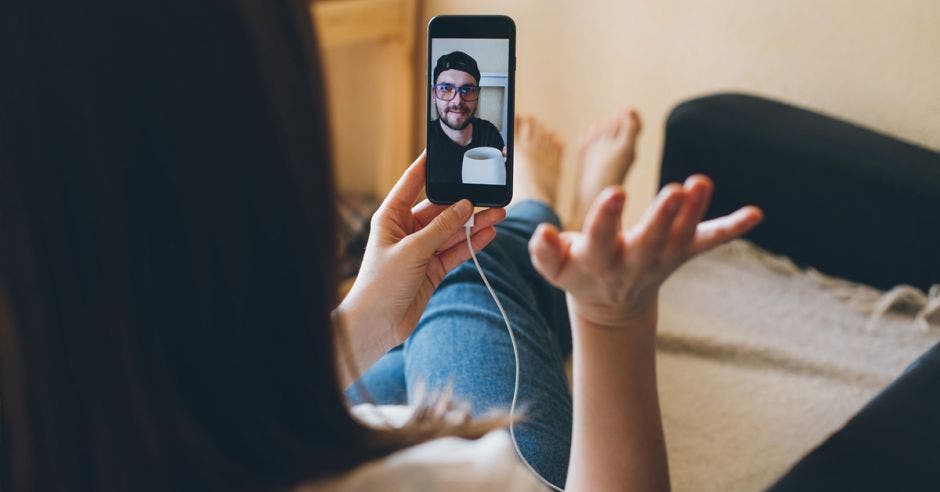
[{"xmin": 439, "ymin": 118, "xmax": 474, "ymax": 147}]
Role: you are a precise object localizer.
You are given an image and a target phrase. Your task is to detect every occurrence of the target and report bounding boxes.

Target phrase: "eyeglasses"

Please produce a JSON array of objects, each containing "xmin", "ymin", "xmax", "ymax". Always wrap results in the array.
[{"xmin": 433, "ymin": 83, "xmax": 480, "ymax": 102}]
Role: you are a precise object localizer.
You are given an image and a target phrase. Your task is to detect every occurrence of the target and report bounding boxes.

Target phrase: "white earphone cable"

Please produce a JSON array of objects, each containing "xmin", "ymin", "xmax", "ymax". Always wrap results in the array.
[{"xmin": 465, "ymin": 223, "xmax": 565, "ymax": 492}]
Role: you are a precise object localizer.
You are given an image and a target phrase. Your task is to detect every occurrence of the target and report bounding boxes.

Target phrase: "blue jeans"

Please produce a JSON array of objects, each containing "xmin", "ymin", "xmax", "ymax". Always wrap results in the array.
[{"xmin": 347, "ymin": 200, "xmax": 573, "ymax": 488}]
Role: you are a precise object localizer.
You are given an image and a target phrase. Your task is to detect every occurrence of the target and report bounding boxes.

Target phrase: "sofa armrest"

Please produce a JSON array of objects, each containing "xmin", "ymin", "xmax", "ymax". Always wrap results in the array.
[{"xmin": 661, "ymin": 93, "xmax": 940, "ymax": 291}]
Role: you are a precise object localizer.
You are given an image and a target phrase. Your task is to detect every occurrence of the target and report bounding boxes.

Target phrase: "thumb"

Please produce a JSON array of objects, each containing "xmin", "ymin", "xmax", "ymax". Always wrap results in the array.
[
  {"xmin": 408, "ymin": 199, "xmax": 474, "ymax": 255},
  {"xmin": 528, "ymin": 223, "xmax": 568, "ymax": 284}
]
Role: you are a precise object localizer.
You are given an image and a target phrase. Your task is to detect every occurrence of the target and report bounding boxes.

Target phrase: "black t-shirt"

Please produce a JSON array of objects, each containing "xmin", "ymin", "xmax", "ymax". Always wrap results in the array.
[{"xmin": 427, "ymin": 117, "xmax": 505, "ymax": 184}]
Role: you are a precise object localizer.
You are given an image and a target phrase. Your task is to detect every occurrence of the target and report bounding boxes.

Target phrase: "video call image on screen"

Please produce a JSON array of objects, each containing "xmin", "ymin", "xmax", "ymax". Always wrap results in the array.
[{"xmin": 428, "ymin": 38, "xmax": 510, "ymax": 186}]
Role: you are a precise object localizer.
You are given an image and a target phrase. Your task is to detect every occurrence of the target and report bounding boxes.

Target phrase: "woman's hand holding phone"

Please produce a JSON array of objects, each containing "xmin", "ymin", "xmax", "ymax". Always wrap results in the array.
[{"xmin": 335, "ymin": 152, "xmax": 506, "ymax": 387}]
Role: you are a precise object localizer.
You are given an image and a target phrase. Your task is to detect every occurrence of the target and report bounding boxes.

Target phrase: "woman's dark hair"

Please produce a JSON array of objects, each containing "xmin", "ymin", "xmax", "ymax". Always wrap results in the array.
[{"xmin": 0, "ymin": 1, "xmax": 500, "ymax": 491}]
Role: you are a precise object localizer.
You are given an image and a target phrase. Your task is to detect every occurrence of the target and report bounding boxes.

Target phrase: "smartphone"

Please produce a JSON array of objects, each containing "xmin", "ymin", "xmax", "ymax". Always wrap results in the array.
[{"xmin": 426, "ymin": 15, "xmax": 516, "ymax": 207}]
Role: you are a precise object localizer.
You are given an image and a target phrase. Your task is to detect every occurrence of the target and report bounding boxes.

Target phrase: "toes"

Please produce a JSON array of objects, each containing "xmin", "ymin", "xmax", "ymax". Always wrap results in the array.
[
  {"xmin": 526, "ymin": 117, "xmax": 564, "ymax": 157},
  {"xmin": 626, "ymin": 108, "xmax": 642, "ymax": 136},
  {"xmin": 578, "ymin": 130, "xmax": 592, "ymax": 151},
  {"xmin": 523, "ymin": 115, "xmax": 535, "ymax": 141},
  {"xmin": 541, "ymin": 126, "xmax": 558, "ymax": 150},
  {"xmin": 580, "ymin": 121, "xmax": 602, "ymax": 147},
  {"xmin": 605, "ymin": 116, "xmax": 620, "ymax": 137},
  {"xmin": 629, "ymin": 108, "xmax": 642, "ymax": 133},
  {"xmin": 590, "ymin": 121, "xmax": 603, "ymax": 139},
  {"xmin": 615, "ymin": 107, "xmax": 642, "ymax": 139},
  {"xmin": 516, "ymin": 114, "xmax": 531, "ymax": 141},
  {"xmin": 531, "ymin": 118, "xmax": 547, "ymax": 145},
  {"xmin": 551, "ymin": 134, "xmax": 565, "ymax": 155}
]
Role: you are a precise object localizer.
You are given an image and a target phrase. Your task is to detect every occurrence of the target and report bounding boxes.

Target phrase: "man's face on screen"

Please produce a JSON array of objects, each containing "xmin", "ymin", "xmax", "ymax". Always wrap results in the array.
[{"xmin": 434, "ymin": 69, "xmax": 478, "ymax": 131}]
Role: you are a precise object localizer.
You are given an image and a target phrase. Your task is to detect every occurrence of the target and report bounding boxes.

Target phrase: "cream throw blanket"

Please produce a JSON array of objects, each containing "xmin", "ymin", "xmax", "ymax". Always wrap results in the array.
[{"xmin": 657, "ymin": 239, "xmax": 940, "ymax": 491}]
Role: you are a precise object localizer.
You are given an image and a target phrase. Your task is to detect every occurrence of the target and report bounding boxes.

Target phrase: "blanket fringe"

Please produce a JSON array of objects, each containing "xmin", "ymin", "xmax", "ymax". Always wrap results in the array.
[{"xmin": 717, "ymin": 241, "xmax": 940, "ymax": 332}]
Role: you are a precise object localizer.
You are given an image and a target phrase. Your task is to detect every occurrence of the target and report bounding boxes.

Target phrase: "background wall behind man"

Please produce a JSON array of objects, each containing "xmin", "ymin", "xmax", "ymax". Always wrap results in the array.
[
  {"xmin": 324, "ymin": 0, "xmax": 940, "ymax": 225},
  {"xmin": 419, "ymin": 0, "xmax": 940, "ymax": 225}
]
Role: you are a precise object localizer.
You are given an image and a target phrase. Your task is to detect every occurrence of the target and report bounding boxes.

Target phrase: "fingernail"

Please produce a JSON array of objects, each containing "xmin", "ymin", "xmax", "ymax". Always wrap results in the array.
[
  {"xmin": 666, "ymin": 194, "xmax": 682, "ymax": 213},
  {"xmin": 454, "ymin": 199, "xmax": 472, "ymax": 217},
  {"xmin": 751, "ymin": 206, "xmax": 765, "ymax": 221},
  {"xmin": 606, "ymin": 192, "xmax": 625, "ymax": 213}
]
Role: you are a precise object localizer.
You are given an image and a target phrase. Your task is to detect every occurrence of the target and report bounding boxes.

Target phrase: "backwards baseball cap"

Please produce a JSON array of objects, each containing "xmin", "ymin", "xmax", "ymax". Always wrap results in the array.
[{"xmin": 433, "ymin": 51, "xmax": 481, "ymax": 85}]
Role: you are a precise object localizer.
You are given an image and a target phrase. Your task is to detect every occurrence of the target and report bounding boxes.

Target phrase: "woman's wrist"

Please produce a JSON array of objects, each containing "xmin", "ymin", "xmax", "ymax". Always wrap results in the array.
[
  {"xmin": 337, "ymin": 291, "xmax": 399, "ymax": 347},
  {"xmin": 332, "ymin": 294, "xmax": 399, "ymax": 387},
  {"xmin": 567, "ymin": 291, "xmax": 659, "ymax": 337}
]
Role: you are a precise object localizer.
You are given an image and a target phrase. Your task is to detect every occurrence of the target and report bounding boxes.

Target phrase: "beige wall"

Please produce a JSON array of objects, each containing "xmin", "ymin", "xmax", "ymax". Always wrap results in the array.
[{"xmin": 417, "ymin": 0, "xmax": 940, "ymax": 225}]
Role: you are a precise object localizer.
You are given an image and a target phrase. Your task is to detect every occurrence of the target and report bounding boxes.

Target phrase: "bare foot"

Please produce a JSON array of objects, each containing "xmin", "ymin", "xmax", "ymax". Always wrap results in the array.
[
  {"xmin": 509, "ymin": 115, "xmax": 564, "ymax": 208},
  {"xmin": 569, "ymin": 107, "xmax": 641, "ymax": 230}
]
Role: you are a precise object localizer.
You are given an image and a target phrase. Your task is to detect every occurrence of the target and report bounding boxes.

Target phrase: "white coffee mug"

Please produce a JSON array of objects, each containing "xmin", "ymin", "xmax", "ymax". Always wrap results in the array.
[{"xmin": 461, "ymin": 146, "xmax": 506, "ymax": 185}]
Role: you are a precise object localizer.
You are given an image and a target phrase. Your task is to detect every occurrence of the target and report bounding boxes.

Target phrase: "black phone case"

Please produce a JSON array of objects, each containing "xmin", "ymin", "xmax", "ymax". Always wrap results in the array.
[{"xmin": 426, "ymin": 15, "xmax": 516, "ymax": 208}]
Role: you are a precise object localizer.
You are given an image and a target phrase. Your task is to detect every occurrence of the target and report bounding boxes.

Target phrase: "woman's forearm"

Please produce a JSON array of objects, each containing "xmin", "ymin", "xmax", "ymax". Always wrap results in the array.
[
  {"xmin": 565, "ymin": 301, "xmax": 670, "ymax": 492},
  {"xmin": 527, "ymin": 166, "xmax": 759, "ymax": 491},
  {"xmin": 332, "ymin": 299, "xmax": 397, "ymax": 390}
]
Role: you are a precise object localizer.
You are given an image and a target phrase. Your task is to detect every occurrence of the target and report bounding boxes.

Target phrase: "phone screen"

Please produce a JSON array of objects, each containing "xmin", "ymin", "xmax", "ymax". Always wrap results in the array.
[{"xmin": 426, "ymin": 16, "xmax": 515, "ymax": 207}]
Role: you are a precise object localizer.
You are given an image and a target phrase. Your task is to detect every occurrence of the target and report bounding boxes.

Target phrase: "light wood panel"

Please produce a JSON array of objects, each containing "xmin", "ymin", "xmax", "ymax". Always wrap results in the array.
[{"xmin": 313, "ymin": 0, "xmax": 419, "ymax": 196}]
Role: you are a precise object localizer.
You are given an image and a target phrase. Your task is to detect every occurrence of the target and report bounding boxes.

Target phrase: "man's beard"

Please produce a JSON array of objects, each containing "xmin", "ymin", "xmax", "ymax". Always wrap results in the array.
[{"xmin": 439, "ymin": 103, "xmax": 474, "ymax": 130}]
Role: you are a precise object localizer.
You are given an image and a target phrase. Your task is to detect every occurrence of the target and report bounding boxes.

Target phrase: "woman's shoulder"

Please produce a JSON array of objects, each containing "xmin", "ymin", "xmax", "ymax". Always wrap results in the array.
[{"xmin": 296, "ymin": 405, "xmax": 546, "ymax": 492}]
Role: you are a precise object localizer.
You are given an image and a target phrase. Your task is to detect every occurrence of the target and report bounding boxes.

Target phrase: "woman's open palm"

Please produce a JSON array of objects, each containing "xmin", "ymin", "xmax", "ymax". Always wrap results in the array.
[{"xmin": 529, "ymin": 175, "xmax": 763, "ymax": 329}]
